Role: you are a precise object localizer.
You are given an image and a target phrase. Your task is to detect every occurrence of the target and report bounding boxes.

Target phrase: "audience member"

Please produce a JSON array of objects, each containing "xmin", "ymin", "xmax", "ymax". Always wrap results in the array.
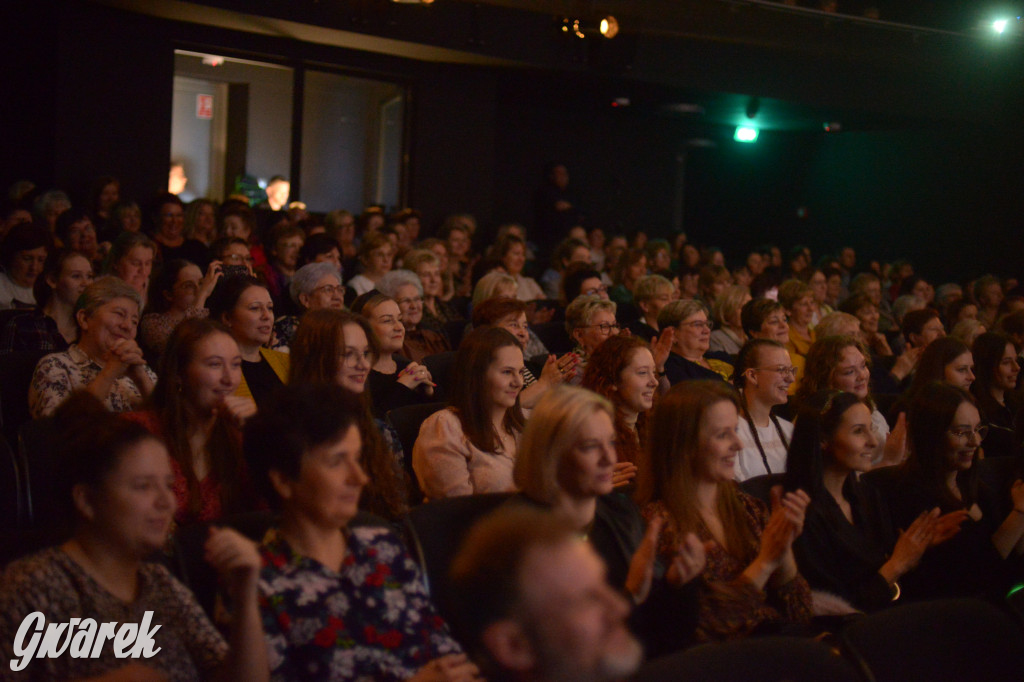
[
  {"xmin": 732, "ymin": 339, "xmax": 795, "ymax": 480},
  {"xmin": 0, "ymin": 221, "xmax": 50, "ymax": 309}
]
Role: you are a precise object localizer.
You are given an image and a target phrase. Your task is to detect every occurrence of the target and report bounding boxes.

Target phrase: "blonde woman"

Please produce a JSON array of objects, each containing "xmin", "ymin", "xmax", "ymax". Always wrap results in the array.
[{"xmin": 709, "ymin": 285, "xmax": 751, "ymax": 357}]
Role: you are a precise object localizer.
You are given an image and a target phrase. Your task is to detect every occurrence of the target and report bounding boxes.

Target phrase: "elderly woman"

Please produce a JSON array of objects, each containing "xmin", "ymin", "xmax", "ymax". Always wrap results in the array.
[
  {"xmin": 207, "ymin": 274, "xmax": 290, "ymax": 408},
  {"xmin": 628, "ymin": 274, "xmax": 675, "ymax": 342},
  {"xmin": 0, "ymin": 393, "xmax": 267, "ymax": 681},
  {"xmin": 270, "ymin": 261, "xmax": 344, "ymax": 351},
  {"xmin": 29, "ymin": 276, "xmax": 157, "ymax": 418},
  {"xmin": 731, "ymin": 339, "xmax": 796, "ymax": 481},
  {"xmin": 659, "ymin": 299, "xmax": 733, "ymax": 384},
  {"xmin": 565, "ymin": 294, "xmax": 619, "ymax": 383},
  {"xmin": 472, "ymin": 271, "xmax": 518, "ymax": 308},
  {"xmin": 0, "ymin": 221, "xmax": 50, "ymax": 309},
  {"xmin": 493, "ymin": 233, "xmax": 546, "ymax": 301},
  {"xmin": 347, "ymin": 231, "xmax": 394, "ymax": 296},
  {"xmin": 0, "ymin": 249, "xmax": 92, "ymax": 354},
  {"xmin": 377, "ymin": 269, "xmax": 450, "ymax": 362},
  {"xmin": 510, "ymin": 384, "xmax": 706, "ymax": 656},
  {"xmin": 55, "ymin": 208, "xmax": 100, "ymax": 269},
  {"xmin": 403, "ymin": 248, "xmax": 462, "ymax": 331},
  {"xmin": 105, "ymin": 231, "xmax": 156, "ymax": 305},
  {"xmin": 244, "ymin": 383, "xmax": 478, "ymax": 681},
  {"xmin": 779, "ymin": 279, "xmax": 815, "ymax": 364},
  {"xmin": 709, "ymin": 285, "xmax": 751, "ymax": 358},
  {"xmin": 140, "ymin": 259, "xmax": 220, "ymax": 359},
  {"xmin": 413, "ymin": 327, "xmax": 526, "ymax": 500}
]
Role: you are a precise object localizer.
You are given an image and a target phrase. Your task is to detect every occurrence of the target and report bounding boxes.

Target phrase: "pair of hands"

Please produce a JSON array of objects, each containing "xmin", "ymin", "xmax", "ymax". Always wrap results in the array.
[
  {"xmin": 398, "ymin": 361, "xmax": 435, "ymax": 396},
  {"xmin": 886, "ymin": 507, "xmax": 967, "ymax": 579},
  {"xmin": 626, "ymin": 515, "xmax": 709, "ymax": 604},
  {"xmin": 757, "ymin": 488, "xmax": 811, "ymax": 577},
  {"xmin": 537, "ymin": 352, "xmax": 581, "ymax": 386}
]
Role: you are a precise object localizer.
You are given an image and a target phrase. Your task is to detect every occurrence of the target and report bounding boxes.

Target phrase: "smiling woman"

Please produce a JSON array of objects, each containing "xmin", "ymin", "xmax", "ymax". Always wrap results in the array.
[
  {"xmin": 0, "ymin": 221, "xmax": 50, "ymax": 310},
  {"xmin": 732, "ymin": 339, "xmax": 795, "ymax": 481}
]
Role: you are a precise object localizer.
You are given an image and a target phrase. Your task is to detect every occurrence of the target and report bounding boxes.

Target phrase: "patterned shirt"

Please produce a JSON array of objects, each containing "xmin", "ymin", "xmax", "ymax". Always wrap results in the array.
[
  {"xmin": 0, "ymin": 548, "xmax": 227, "ymax": 682},
  {"xmin": 28, "ymin": 344, "xmax": 158, "ymax": 418},
  {"xmin": 139, "ymin": 306, "xmax": 209, "ymax": 358},
  {"xmin": 0, "ymin": 310, "xmax": 69, "ymax": 355},
  {"xmin": 258, "ymin": 526, "xmax": 461, "ymax": 681}
]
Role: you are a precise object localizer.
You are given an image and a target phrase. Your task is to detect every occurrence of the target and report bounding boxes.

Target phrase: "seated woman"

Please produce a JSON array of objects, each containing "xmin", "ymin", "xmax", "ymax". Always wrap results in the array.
[
  {"xmin": 55, "ymin": 207, "xmax": 101, "ymax": 271},
  {"xmin": 270, "ymin": 261, "xmax": 344, "ymax": 351},
  {"xmin": 797, "ymin": 335, "xmax": 905, "ymax": 467},
  {"xmin": 0, "ymin": 221, "xmax": 50, "ymax": 309},
  {"xmin": 628, "ymin": 274, "xmax": 674, "ymax": 343},
  {"xmin": 0, "ymin": 393, "xmax": 267, "ymax": 681},
  {"xmin": 353, "ymin": 292, "xmax": 435, "ymax": 418},
  {"xmin": 511, "ymin": 384, "xmax": 706, "ymax": 656},
  {"xmin": 242, "ymin": 383, "xmax": 478, "ymax": 681},
  {"xmin": 0, "ymin": 249, "xmax": 92, "ymax": 354},
  {"xmin": 540, "ymin": 237, "xmax": 591, "ymax": 301},
  {"xmin": 30, "ymin": 276, "xmax": 157, "ymax": 418},
  {"xmin": 565, "ymin": 294, "xmax": 619, "ymax": 382},
  {"xmin": 950, "ymin": 318, "xmax": 986, "ymax": 347},
  {"xmin": 259, "ymin": 222, "xmax": 304, "ymax": 316},
  {"xmin": 104, "ymin": 231, "xmax": 156, "ymax": 306},
  {"xmin": 413, "ymin": 327, "xmax": 526, "ymax": 500},
  {"xmin": 220, "ymin": 203, "xmax": 266, "ymax": 270},
  {"xmin": 207, "ymin": 275, "xmax": 289, "ymax": 409},
  {"xmin": 874, "ymin": 383, "xmax": 1024, "ymax": 601},
  {"xmin": 150, "ymin": 193, "xmax": 209, "ymax": 270},
  {"xmin": 403, "ymin": 248, "xmax": 463, "ymax": 332},
  {"xmin": 125, "ymin": 318, "xmax": 260, "ymax": 525},
  {"xmin": 346, "ymin": 231, "xmax": 394, "ymax": 296},
  {"xmin": 732, "ymin": 339, "xmax": 795, "ymax": 481},
  {"xmin": 785, "ymin": 390, "xmax": 958, "ymax": 613},
  {"xmin": 471, "ymin": 296, "xmax": 577, "ymax": 408},
  {"xmin": 607, "ymin": 248, "xmax": 647, "ymax": 306},
  {"xmin": 582, "ymin": 335, "xmax": 658, "ymax": 484},
  {"xmin": 970, "ymin": 332, "xmax": 1024, "ymax": 459},
  {"xmin": 637, "ymin": 380, "xmax": 812, "ymax": 641},
  {"xmin": 377, "ymin": 269, "xmax": 450, "ymax": 362},
  {"xmin": 493, "ymin": 233, "xmax": 546, "ymax": 301},
  {"xmin": 897, "ymin": 336, "xmax": 975, "ymax": 416},
  {"xmin": 840, "ymin": 292, "xmax": 895, "ymax": 358},
  {"xmin": 140, "ymin": 259, "xmax": 219, "ymax": 359},
  {"xmin": 185, "ymin": 197, "xmax": 219, "ymax": 246},
  {"xmin": 289, "ymin": 308, "xmax": 409, "ymax": 520},
  {"xmin": 658, "ymin": 299, "xmax": 733, "ymax": 383},
  {"xmin": 779, "ymin": 280, "xmax": 815, "ymax": 369},
  {"xmin": 709, "ymin": 285, "xmax": 751, "ymax": 358}
]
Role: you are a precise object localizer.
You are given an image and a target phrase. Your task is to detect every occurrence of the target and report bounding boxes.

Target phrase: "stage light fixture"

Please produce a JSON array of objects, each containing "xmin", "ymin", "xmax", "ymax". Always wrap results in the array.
[
  {"xmin": 734, "ymin": 127, "xmax": 759, "ymax": 143},
  {"xmin": 562, "ymin": 16, "xmax": 619, "ymax": 39},
  {"xmin": 993, "ymin": 18, "xmax": 1010, "ymax": 33}
]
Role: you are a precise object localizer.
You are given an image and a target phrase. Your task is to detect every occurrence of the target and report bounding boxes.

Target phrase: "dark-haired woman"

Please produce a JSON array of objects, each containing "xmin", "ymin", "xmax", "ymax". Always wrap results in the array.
[
  {"xmin": 0, "ymin": 393, "xmax": 268, "ymax": 681},
  {"xmin": 0, "ymin": 250, "xmax": 92, "ymax": 354},
  {"xmin": 413, "ymin": 327, "xmax": 526, "ymax": 500},
  {"xmin": 140, "ymin": 259, "xmax": 220, "ymax": 359},
  {"xmin": 971, "ymin": 332, "xmax": 1024, "ymax": 459},
  {"xmin": 875, "ymin": 383, "xmax": 1024, "ymax": 601},
  {"xmin": 785, "ymin": 390, "xmax": 959, "ymax": 612},
  {"xmin": 207, "ymin": 275, "xmax": 289, "ymax": 408},
  {"xmin": 124, "ymin": 318, "xmax": 259, "ymax": 525},
  {"xmin": 0, "ymin": 221, "xmax": 50, "ymax": 309},
  {"xmin": 245, "ymin": 383, "xmax": 479, "ymax": 681}
]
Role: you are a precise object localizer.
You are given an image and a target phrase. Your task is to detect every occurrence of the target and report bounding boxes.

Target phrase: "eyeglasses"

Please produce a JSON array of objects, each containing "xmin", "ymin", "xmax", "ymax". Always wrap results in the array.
[
  {"xmin": 947, "ymin": 425, "xmax": 989, "ymax": 443},
  {"xmin": 753, "ymin": 365, "xmax": 798, "ymax": 378},
  {"xmin": 222, "ymin": 253, "xmax": 254, "ymax": 264},
  {"xmin": 342, "ymin": 349, "xmax": 373, "ymax": 367},
  {"xmin": 582, "ymin": 322, "xmax": 620, "ymax": 334},
  {"xmin": 680, "ymin": 320, "xmax": 713, "ymax": 331},
  {"xmin": 396, "ymin": 295, "xmax": 424, "ymax": 306},
  {"xmin": 312, "ymin": 284, "xmax": 345, "ymax": 297},
  {"xmin": 583, "ymin": 285, "xmax": 608, "ymax": 296}
]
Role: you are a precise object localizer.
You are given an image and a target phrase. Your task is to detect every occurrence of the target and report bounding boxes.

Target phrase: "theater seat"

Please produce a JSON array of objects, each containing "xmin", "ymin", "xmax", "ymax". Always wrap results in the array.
[
  {"xmin": 530, "ymin": 320, "xmax": 573, "ymax": 355},
  {"xmin": 632, "ymin": 636, "xmax": 860, "ymax": 682},
  {"xmin": 422, "ymin": 351, "xmax": 457, "ymax": 400},
  {"xmin": 0, "ymin": 350, "xmax": 47, "ymax": 444},
  {"xmin": 840, "ymin": 598, "xmax": 1024, "ymax": 682},
  {"xmin": 386, "ymin": 401, "xmax": 446, "ymax": 504},
  {"xmin": 402, "ymin": 493, "xmax": 513, "ymax": 621}
]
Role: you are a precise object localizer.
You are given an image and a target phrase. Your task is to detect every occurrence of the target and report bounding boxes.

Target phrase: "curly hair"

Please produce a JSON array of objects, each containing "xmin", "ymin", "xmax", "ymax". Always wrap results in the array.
[
  {"xmin": 582, "ymin": 335, "xmax": 652, "ymax": 465},
  {"xmin": 795, "ymin": 335, "xmax": 873, "ymax": 408}
]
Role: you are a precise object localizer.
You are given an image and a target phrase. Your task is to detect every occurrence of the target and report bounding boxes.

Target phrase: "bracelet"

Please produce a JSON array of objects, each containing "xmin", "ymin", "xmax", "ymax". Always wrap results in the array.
[{"xmin": 889, "ymin": 581, "xmax": 901, "ymax": 601}]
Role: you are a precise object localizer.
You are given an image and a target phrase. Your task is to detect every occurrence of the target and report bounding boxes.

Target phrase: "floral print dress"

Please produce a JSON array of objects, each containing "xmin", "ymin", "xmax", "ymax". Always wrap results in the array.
[{"xmin": 258, "ymin": 526, "xmax": 461, "ymax": 681}]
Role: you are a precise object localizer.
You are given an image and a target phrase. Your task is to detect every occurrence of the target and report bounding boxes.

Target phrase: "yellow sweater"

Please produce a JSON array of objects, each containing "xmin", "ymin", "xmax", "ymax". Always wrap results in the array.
[{"xmin": 235, "ymin": 347, "xmax": 290, "ymax": 400}]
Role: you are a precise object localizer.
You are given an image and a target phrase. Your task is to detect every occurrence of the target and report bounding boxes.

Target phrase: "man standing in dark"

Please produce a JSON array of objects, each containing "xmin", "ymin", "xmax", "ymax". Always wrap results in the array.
[{"xmin": 534, "ymin": 162, "xmax": 582, "ymax": 256}]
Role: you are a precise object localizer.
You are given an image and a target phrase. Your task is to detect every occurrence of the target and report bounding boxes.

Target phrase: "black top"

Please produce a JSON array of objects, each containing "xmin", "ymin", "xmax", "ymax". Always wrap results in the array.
[
  {"xmin": 242, "ymin": 356, "xmax": 284, "ymax": 409},
  {"xmin": 368, "ymin": 356, "xmax": 428, "ymax": 419},
  {"xmin": 664, "ymin": 352, "xmax": 725, "ymax": 385},
  {"xmin": 156, "ymin": 238, "xmax": 210, "ymax": 270},
  {"xmin": 627, "ymin": 319, "xmax": 658, "ymax": 344},
  {"xmin": 869, "ymin": 465, "xmax": 1014, "ymax": 602},
  {"xmin": 792, "ymin": 475, "xmax": 897, "ymax": 612},
  {"xmin": 975, "ymin": 390, "xmax": 1024, "ymax": 460}
]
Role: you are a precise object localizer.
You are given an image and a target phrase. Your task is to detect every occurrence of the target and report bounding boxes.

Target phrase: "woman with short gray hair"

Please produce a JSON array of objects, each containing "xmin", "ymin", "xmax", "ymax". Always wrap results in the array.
[
  {"xmin": 271, "ymin": 261, "xmax": 345, "ymax": 351},
  {"xmin": 29, "ymin": 276, "xmax": 157, "ymax": 417},
  {"xmin": 377, "ymin": 269, "xmax": 449, "ymax": 362}
]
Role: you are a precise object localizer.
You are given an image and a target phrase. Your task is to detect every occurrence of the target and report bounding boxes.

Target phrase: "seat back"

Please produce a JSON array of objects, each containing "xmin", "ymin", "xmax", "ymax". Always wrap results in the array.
[
  {"xmin": 739, "ymin": 472, "xmax": 786, "ymax": 504},
  {"xmin": 18, "ymin": 417, "xmax": 63, "ymax": 530},
  {"xmin": 422, "ymin": 351, "xmax": 457, "ymax": 400},
  {"xmin": 442, "ymin": 319, "xmax": 468, "ymax": 349},
  {"xmin": 841, "ymin": 598, "xmax": 1024, "ymax": 682},
  {"xmin": 530, "ymin": 320, "xmax": 573, "ymax": 355},
  {"xmin": 0, "ymin": 350, "xmax": 47, "ymax": 444},
  {"xmin": 386, "ymin": 401, "xmax": 446, "ymax": 503},
  {"xmin": 631, "ymin": 636, "xmax": 860, "ymax": 682},
  {"xmin": 402, "ymin": 493, "xmax": 513, "ymax": 619}
]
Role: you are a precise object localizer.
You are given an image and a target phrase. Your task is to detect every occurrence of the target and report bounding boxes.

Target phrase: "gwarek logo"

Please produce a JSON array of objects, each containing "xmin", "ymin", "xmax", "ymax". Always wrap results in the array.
[{"xmin": 9, "ymin": 611, "xmax": 162, "ymax": 672}]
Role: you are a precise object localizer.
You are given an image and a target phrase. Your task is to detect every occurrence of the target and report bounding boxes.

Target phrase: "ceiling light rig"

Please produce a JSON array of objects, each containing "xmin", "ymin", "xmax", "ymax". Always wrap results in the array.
[{"xmin": 561, "ymin": 15, "xmax": 619, "ymax": 39}]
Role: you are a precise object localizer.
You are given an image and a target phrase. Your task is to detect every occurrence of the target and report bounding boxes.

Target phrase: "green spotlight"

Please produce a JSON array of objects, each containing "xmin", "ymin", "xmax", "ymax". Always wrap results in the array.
[
  {"xmin": 993, "ymin": 18, "xmax": 1010, "ymax": 34},
  {"xmin": 734, "ymin": 126, "xmax": 759, "ymax": 143}
]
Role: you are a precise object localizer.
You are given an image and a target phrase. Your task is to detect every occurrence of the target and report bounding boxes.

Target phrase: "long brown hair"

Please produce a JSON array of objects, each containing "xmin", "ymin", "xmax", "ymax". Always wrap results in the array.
[
  {"xmin": 289, "ymin": 308, "xmax": 407, "ymax": 519},
  {"xmin": 636, "ymin": 380, "xmax": 758, "ymax": 562},
  {"xmin": 151, "ymin": 318, "xmax": 248, "ymax": 521},
  {"xmin": 451, "ymin": 327, "xmax": 526, "ymax": 452},
  {"xmin": 582, "ymin": 335, "xmax": 650, "ymax": 465}
]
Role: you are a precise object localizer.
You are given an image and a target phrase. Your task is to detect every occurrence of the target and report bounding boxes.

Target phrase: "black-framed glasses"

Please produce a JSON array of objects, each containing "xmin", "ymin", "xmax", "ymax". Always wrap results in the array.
[
  {"xmin": 753, "ymin": 365, "xmax": 798, "ymax": 379},
  {"xmin": 582, "ymin": 322, "xmax": 620, "ymax": 334},
  {"xmin": 312, "ymin": 284, "xmax": 345, "ymax": 297}
]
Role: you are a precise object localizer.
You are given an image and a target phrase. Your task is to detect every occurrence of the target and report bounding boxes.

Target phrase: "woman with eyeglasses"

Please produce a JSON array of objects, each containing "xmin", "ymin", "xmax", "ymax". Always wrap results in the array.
[
  {"xmin": 210, "ymin": 236, "xmax": 257, "ymax": 277},
  {"xmin": 289, "ymin": 308, "xmax": 410, "ymax": 520},
  {"xmin": 564, "ymin": 295, "xmax": 619, "ymax": 385},
  {"xmin": 970, "ymin": 332, "xmax": 1024, "ymax": 460},
  {"xmin": 402, "ymin": 248, "xmax": 463, "ymax": 332},
  {"xmin": 269, "ymin": 262, "xmax": 345, "ymax": 351},
  {"xmin": 659, "ymin": 299, "xmax": 733, "ymax": 384},
  {"xmin": 784, "ymin": 390, "xmax": 960, "ymax": 613},
  {"xmin": 377, "ymin": 269, "xmax": 450, "ymax": 362},
  {"xmin": 731, "ymin": 339, "xmax": 796, "ymax": 481},
  {"xmin": 140, "ymin": 258, "xmax": 221, "ymax": 359},
  {"xmin": 874, "ymin": 382, "xmax": 1024, "ymax": 601}
]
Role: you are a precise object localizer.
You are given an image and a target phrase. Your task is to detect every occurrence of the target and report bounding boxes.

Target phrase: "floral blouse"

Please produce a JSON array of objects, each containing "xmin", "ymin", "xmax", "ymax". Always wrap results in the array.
[
  {"xmin": 642, "ymin": 491, "xmax": 812, "ymax": 642},
  {"xmin": 0, "ymin": 548, "xmax": 226, "ymax": 682},
  {"xmin": 28, "ymin": 344, "xmax": 158, "ymax": 418},
  {"xmin": 140, "ymin": 306, "xmax": 209, "ymax": 358},
  {"xmin": 258, "ymin": 526, "xmax": 461, "ymax": 681}
]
